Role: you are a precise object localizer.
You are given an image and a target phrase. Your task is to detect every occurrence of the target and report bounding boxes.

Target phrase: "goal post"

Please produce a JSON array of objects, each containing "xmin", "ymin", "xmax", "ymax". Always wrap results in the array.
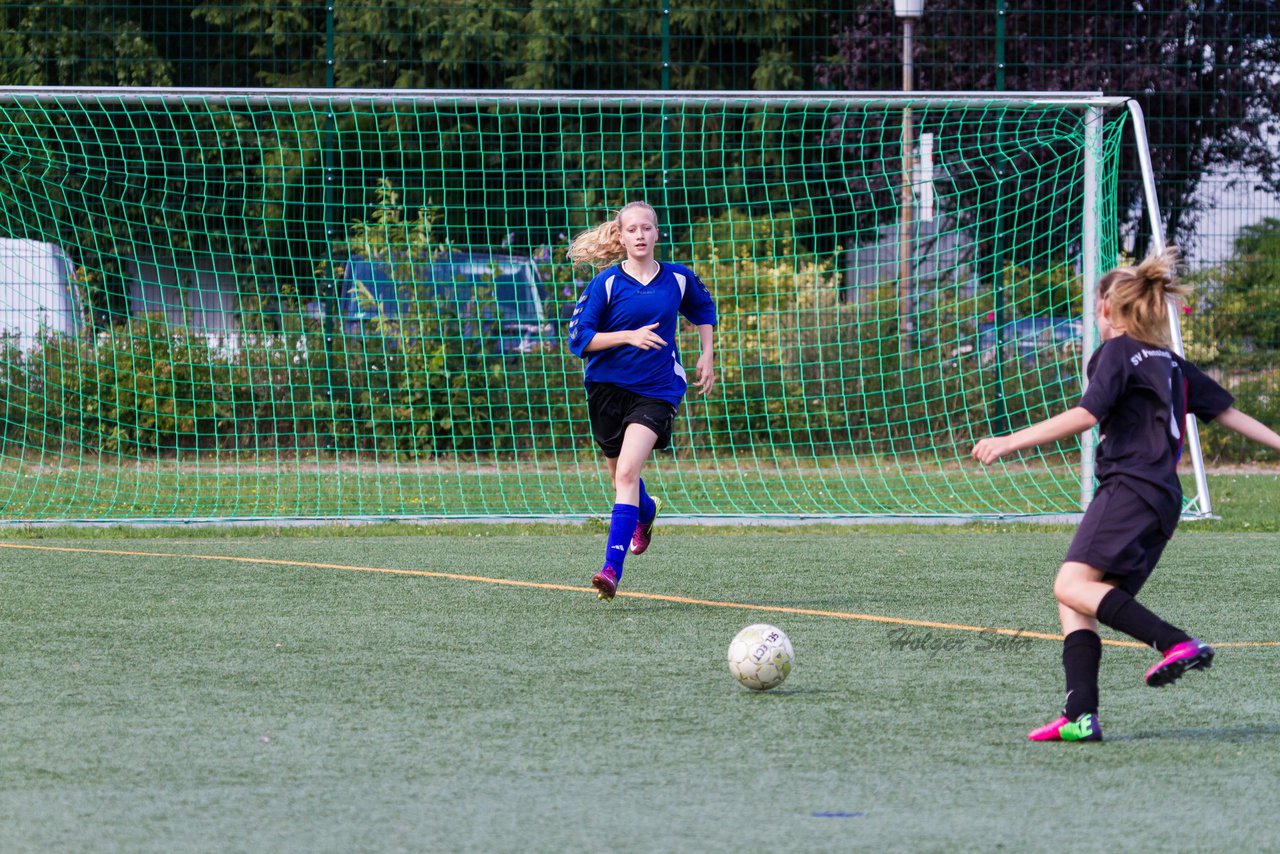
[
  {"xmin": 0, "ymin": 87, "xmax": 1207, "ymax": 523},
  {"xmin": 1124, "ymin": 97, "xmax": 1212, "ymax": 519}
]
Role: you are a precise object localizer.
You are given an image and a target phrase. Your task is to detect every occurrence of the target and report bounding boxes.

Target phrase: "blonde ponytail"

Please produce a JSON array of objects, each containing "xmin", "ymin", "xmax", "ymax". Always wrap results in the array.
[
  {"xmin": 1097, "ymin": 247, "xmax": 1192, "ymax": 348},
  {"xmin": 567, "ymin": 201, "xmax": 658, "ymax": 268},
  {"xmin": 567, "ymin": 219, "xmax": 624, "ymax": 267}
]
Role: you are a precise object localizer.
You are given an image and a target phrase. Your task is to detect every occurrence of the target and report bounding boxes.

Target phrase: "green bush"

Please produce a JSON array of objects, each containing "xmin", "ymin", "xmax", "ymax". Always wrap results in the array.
[
  {"xmin": 1196, "ymin": 374, "xmax": 1280, "ymax": 464},
  {"xmin": 25, "ymin": 316, "xmax": 232, "ymax": 454},
  {"xmin": 2, "ymin": 192, "xmax": 1273, "ymax": 464}
]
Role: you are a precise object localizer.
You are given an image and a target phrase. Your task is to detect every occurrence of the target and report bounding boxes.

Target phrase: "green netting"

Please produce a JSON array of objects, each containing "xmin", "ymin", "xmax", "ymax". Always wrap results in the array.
[{"xmin": 0, "ymin": 89, "xmax": 1135, "ymax": 522}]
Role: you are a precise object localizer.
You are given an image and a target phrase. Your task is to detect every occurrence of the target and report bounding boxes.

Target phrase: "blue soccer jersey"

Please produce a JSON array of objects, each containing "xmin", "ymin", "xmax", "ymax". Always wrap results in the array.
[{"xmin": 567, "ymin": 261, "xmax": 718, "ymax": 405}]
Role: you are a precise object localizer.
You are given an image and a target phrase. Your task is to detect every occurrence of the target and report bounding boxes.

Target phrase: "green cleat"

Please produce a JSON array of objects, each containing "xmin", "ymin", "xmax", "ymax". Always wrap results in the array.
[{"xmin": 1058, "ymin": 713, "xmax": 1102, "ymax": 742}]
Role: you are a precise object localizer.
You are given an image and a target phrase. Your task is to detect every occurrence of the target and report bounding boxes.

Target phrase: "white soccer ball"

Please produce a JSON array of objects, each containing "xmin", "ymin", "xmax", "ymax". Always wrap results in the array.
[{"xmin": 727, "ymin": 623, "xmax": 794, "ymax": 691}]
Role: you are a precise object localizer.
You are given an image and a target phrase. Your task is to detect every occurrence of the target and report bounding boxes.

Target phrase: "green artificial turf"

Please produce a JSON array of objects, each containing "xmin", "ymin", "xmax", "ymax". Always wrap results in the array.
[{"xmin": 1, "ymin": 528, "xmax": 1277, "ymax": 852}]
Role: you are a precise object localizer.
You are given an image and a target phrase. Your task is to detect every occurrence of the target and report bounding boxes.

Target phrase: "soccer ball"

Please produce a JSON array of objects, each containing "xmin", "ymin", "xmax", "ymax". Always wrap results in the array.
[{"xmin": 727, "ymin": 623, "xmax": 794, "ymax": 691}]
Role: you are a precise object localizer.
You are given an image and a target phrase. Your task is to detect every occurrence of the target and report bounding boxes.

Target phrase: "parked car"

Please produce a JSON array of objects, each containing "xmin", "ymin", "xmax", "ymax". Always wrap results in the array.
[
  {"xmin": 125, "ymin": 245, "xmax": 241, "ymax": 353},
  {"xmin": 337, "ymin": 250, "xmax": 556, "ymax": 354},
  {"xmin": 973, "ymin": 316, "xmax": 1083, "ymax": 365},
  {"xmin": 0, "ymin": 238, "xmax": 81, "ymax": 352}
]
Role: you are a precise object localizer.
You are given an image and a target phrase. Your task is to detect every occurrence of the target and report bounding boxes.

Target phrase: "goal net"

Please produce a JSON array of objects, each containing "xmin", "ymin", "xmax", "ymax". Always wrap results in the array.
[{"xmin": 0, "ymin": 88, "xmax": 1198, "ymax": 522}]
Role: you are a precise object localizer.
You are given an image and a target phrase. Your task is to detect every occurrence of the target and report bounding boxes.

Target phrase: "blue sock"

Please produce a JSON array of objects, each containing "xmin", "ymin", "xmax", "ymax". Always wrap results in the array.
[
  {"xmin": 638, "ymin": 478, "xmax": 656, "ymax": 525},
  {"xmin": 605, "ymin": 502, "xmax": 639, "ymax": 578}
]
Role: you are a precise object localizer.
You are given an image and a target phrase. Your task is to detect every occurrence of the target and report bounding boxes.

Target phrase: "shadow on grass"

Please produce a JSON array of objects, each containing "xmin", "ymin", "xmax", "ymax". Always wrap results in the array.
[
  {"xmin": 732, "ymin": 688, "xmax": 843, "ymax": 697},
  {"xmin": 1106, "ymin": 724, "xmax": 1280, "ymax": 742}
]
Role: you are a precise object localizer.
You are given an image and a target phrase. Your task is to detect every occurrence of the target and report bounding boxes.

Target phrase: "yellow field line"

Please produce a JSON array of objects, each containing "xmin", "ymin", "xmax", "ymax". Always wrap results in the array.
[{"xmin": 3, "ymin": 541, "xmax": 1277, "ymax": 650}]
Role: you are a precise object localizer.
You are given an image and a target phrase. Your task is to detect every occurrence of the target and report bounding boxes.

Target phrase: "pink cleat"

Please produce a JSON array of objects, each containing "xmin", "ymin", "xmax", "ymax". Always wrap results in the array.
[
  {"xmin": 1027, "ymin": 713, "xmax": 1102, "ymax": 742},
  {"xmin": 1028, "ymin": 716, "xmax": 1070, "ymax": 741},
  {"xmin": 592, "ymin": 565, "xmax": 619, "ymax": 601},
  {"xmin": 1145, "ymin": 639, "xmax": 1214, "ymax": 687},
  {"xmin": 630, "ymin": 495, "xmax": 663, "ymax": 555}
]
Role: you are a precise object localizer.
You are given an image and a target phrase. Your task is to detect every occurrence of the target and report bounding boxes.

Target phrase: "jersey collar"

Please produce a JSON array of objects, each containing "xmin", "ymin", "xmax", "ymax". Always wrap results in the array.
[{"xmin": 619, "ymin": 260, "xmax": 662, "ymax": 286}]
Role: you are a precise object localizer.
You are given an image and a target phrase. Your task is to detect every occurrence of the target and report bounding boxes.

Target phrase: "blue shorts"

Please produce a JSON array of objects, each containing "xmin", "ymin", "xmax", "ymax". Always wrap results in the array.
[{"xmin": 1064, "ymin": 480, "xmax": 1173, "ymax": 595}]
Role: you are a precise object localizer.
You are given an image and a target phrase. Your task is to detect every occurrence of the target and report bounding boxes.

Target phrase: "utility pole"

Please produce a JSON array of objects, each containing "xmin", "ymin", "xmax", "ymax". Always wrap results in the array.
[{"xmin": 895, "ymin": 0, "xmax": 924, "ymax": 356}]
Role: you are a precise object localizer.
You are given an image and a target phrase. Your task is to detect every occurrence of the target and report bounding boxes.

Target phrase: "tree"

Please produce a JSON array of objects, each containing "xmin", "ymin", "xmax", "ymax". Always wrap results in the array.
[
  {"xmin": 0, "ymin": 2, "xmax": 173, "ymax": 86},
  {"xmin": 192, "ymin": 0, "xmax": 814, "ymax": 91},
  {"xmin": 818, "ymin": 1, "xmax": 1280, "ymax": 252}
]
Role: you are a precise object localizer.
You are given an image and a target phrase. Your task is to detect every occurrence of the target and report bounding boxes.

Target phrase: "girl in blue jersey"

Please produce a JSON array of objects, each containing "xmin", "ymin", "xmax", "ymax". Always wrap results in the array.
[
  {"xmin": 972, "ymin": 248, "xmax": 1280, "ymax": 742},
  {"xmin": 566, "ymin": 201, "xmax": 717, "ymax": 600}
]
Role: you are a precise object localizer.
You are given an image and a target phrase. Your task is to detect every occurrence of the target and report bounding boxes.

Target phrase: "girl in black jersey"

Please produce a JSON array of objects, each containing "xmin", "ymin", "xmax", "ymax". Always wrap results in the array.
[{"xmin": 972, "ymin": 249, "xmax": 1280, "ymax": 742}]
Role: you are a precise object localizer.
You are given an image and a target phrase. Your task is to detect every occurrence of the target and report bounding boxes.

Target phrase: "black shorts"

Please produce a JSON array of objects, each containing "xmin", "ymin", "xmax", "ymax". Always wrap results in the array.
[
  {"xmin": 1064, "ymin": 480, "xmax": 1172, "ymax": 595},
  {"xmin": 587, "ymin": 382, "xmax": 677, "ymax": 458}
]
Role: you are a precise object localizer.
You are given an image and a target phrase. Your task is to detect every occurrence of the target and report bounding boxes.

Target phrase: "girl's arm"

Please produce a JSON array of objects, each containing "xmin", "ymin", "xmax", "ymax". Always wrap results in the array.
[
  {"xmin": 972, "ymin": 406, "xmax": 1098, "ymax": 465},
  {"xmin": 1213, "ymin": 407, "xmax": 1280, "ymax": 452},
  {"xmin": 692, "ymin": 323, "xmax": 715, "ymax": 395},
  {"xmin": 582, "ymin": 323, "xmax": 666, "ymax": 353}
]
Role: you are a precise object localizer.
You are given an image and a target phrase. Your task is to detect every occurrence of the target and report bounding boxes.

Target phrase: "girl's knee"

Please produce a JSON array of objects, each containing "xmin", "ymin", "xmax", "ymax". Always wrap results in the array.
[
  {"xmin": 1053, "ymin": 562, "xmax": 1100, "ymax": 609},
  {"xmin": 613, "ymin": 462, "xmax": 642, "ymax": 489},
  {"xmin": 1052, "ymin": 572, "xmax": 1080, "ymax": 608}
]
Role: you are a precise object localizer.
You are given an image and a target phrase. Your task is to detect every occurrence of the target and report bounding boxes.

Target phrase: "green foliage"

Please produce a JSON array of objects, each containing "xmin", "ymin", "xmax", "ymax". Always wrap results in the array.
[
  {"xmin": 192, "ymin": 0, "xmax": 814, "ymax": 90},
  {"xmin": 0, "ymin": 200, "xmax": 1114, "ymax": 464},
  {"xmin": 0, "ymin": 3, "xmax": 173, "ymax": 87},
  {"xmin": 0, "ymin": 335, "xmax": 32, "ymax": 446},
  {"xmin": 1197, "ymin": 375, "xmax": 1280, "ymax": 464},
  {"xmin": 688, "ymin": 279, "xmax": 1080, "ymax": 459},
  {"xmin": 27, "ymin": 316, "xmax": 232, "ymax": 454},
  {"xmin": 687, "ymin": 207, "xmax": 824, "ymax": 314},
  {"xmin": 1184, "ymin": 218, "xmax": 1280, "ymax": 368},
  {"xmin": 970, "ymin": 261, "xmax": 1085, "ymax": 320},
  {"xmin": 2, "ymin": 271, "xmax": 1079, "ymax": 463}
]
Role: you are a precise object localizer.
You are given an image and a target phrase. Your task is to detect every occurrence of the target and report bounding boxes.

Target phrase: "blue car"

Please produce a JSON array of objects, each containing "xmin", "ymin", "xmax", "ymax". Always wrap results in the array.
[
  {"xmin": 974, "ymin": 316, "xmax": 1083, "ymax": 365},
  {"xmin": 338, "ymin": 250, "xmax": 556, "ymax": 354}
]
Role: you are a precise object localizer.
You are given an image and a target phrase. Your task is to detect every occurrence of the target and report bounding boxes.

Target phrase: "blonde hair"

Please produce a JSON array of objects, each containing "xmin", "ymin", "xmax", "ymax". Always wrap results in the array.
[
  {"xmin": 566, "ymin": 201, "xmax": 658, "ymax": 267},
  {"xmin": 1097, "ymin": 247, "xmax": 1192, "ymax": 348}
]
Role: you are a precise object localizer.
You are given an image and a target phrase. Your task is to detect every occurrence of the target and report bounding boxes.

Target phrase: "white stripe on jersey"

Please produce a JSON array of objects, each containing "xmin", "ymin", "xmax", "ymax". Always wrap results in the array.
[{"xmin": 673, "ymin": 272, "xmax": 687, "ymax": 299}]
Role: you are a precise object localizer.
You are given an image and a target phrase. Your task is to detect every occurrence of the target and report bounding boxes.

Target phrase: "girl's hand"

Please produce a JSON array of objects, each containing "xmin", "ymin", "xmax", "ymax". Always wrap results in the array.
[
  {"xmin": 627, "ymin": 323, "xmax": 666, "ymax": 350},
  {"xmin": 971, "ymin": 436, "xmax": 1013, "ymax": 465},
  {"xmin": 694, "ymin": 351, "xmax": 715, "ymax": 395}
]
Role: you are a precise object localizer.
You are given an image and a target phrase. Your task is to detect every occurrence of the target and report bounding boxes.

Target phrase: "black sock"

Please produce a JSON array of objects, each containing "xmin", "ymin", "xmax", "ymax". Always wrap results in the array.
[
  {"xmin": 1095, "ymin": 588, "xmax": 1191, "ymax": 653},
  {"xmin": 1062, "ymin": 629, "xmax": 1102, "ymax": 719}
]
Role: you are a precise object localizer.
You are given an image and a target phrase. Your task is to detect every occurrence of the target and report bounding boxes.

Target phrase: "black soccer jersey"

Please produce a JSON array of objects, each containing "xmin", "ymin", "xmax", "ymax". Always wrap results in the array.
[{"xmin": 1080, "ymin": 334, "xmax": 1233, "ymax": 510}]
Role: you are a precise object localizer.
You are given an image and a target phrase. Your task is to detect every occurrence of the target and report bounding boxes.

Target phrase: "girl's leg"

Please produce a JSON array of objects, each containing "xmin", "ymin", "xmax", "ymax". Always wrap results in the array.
[
  {"xmin": 1055, "ymin": 562, "xmax": 1189, "ymax": 651},
  {"xmin": 603, "ymin": 456, "xmax": 652, "ymax": 514},
  {"xmin": 1056, "ymin": 572, "xmax": 1109, "ymax": 723},
  {"xmin": 1053, "ymin": 561, "xmax": 1118, "ymax": 617},
  {"xmin": 1027, "ymin": 564, "xmax": 1109, "ymax": 740},
  {"xmin": 610, "ymin": 423, "xmax": 658, "ymax": 505},
  {"xmin": 610, "ymin": 433, "xmax": 658, "ymax": 555},
  {"xmin": 1055, "ymin": 561, "xmax": 1211, "ymax": 688},
  {"xmin": 593, "ymin": 424, "xmax": 659, "ymax": 600},
  {"xmin": 1058, "ymin": 601, "xmax": 1100, "ymax": 636}
]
